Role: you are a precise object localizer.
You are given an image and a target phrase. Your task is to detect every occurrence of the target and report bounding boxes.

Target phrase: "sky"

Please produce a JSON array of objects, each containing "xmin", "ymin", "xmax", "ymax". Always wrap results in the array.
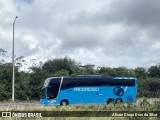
[{"xmin": 0, "ymin": 0, "xmax": 160, "ymax": 68}]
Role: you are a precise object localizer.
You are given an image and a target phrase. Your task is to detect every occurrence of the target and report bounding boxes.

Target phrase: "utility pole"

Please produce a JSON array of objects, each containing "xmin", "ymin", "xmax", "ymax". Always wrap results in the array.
[{"xmin": 12, "ymin": 16, "xmax": 18, "ymax": 102}]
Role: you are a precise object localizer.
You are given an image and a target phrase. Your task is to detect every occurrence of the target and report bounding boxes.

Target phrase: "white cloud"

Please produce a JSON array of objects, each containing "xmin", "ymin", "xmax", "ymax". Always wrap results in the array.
[{"xmin": 0, "ymin": 0, "xmax": 160, "ymax": 68}]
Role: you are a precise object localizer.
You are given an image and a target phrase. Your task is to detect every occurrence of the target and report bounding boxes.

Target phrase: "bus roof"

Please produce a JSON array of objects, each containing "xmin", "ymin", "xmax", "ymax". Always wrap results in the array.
[{"xmin": 46, "ymin": 75, "xmax": 137, "ymax": 81}]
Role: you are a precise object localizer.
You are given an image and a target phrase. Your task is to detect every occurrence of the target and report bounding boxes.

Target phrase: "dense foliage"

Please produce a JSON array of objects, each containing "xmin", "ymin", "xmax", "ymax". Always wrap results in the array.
[{"xmin": 0, "ymin": 50, "xmax": 160, "ymax": 101}]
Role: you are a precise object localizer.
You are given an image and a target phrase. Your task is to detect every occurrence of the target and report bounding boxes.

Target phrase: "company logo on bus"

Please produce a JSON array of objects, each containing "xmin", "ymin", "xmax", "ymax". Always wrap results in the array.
[
  {"xmin": 74, "ymin": 87, "xmax": 99, "ymax": 92},
  {"xmin": 113, "ymin": 87, "xmax": 124, "ymax": 96}
]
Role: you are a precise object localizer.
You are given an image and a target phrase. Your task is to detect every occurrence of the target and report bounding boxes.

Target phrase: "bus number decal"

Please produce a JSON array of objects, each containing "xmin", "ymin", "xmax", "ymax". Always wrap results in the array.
[{"xmin": 113, "ymin": 87, "xmax": 124, "ymax": 96}]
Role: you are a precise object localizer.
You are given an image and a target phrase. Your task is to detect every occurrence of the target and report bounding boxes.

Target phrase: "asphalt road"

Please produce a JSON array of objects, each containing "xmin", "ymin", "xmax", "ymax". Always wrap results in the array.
[{"xmin": 0, "ymin": 102, "xmax": 41, "ymax": 108}]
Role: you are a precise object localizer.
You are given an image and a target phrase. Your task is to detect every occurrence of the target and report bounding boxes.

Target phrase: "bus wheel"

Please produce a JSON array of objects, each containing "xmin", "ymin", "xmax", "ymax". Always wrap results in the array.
[
  {"xmin": 60, "ymin": 100, "xmax": 69, "ymax": 106},
  {"xmin": 116, "ymin": 98, "xmax": 122, "ymax": 104},
  {"xmin": 107, "ymin": 98, "xmax": 115, "ymax": 104}
]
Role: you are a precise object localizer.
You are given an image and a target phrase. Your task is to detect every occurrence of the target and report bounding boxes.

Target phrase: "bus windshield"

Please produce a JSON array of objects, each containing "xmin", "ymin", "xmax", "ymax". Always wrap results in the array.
[
  {"xmin": 47, "ymin": 78, "xmax": 61, "ymax": 99},
  {"xmin": 47, "ymin": 87, "xmax": 58, "ymax": 99}
]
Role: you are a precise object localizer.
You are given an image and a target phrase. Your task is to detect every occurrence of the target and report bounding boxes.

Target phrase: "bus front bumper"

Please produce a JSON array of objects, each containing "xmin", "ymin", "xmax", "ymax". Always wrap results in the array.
[{"xmin": 40, "ymin": 99, "xmax": 57, "ymax": 106}]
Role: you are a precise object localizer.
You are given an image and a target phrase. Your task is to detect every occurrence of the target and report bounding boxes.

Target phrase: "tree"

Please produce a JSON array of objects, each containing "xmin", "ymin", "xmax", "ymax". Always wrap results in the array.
[
  {"xmin": 0, "ymin": 48, "xmax": 7, "ymax": 56},
  {"xmin": 0, "ymin": 63, "xmax": 12, "ymax": 100},
  {"xmin": 48, "ymin": 69, "xmax": 69, "ymax": 77},
  {"xmin": 42, "ymin": 57, "xmax": 78, "ymax": 75},
  {"xmin": 98, "ymin": 67, "xmax": 115, "ymax": 76},
  {"xmin": 148, "ymin": 65, "xmax": 160, "ymax": 77},
  {"xmin": 98, "ymin": 67, "xmax": 133, "ymax": 77},
  {"xmin": 138, "ymin": 78, "xmax": 160, "ymax": 97},
  {"xmin": 79, "ymin": 64, "xmax": 95, "ymax": 75},
  {"xmin": 27, "ymin": 69, "xmax": 46, "ymax": 100},
  {"xmin": 134, "ymin": 67, "xmax": 147, "ymax": 79}
]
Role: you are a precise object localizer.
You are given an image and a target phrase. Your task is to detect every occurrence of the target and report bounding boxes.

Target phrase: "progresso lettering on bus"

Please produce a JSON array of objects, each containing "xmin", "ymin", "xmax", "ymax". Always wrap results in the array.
[
  {"xmin": 40, "ymin": 75, "xmax": 138, "ymax": 106},
  {"xmin": 74, "ymin": 87, "xmax": 99, "ymax": 92}
]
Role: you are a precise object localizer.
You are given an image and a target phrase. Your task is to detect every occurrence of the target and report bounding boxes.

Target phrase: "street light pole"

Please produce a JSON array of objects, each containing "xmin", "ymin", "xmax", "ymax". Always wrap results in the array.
[{"xmin": 12, "ymin": 16, "xmax": 18, "ymax": 102}]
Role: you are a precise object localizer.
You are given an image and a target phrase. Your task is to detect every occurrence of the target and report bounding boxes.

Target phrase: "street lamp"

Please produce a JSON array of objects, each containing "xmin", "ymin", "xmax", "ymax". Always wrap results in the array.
[{"xmin": 12, "ymin": 16, "xmax": 18, "ymax": 102}]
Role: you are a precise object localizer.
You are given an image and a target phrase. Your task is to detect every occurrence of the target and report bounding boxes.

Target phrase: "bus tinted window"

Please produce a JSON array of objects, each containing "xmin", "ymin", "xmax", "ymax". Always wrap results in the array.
[
  {"xmin": 106, "ymin": 79, "xmax": 135, "ymax": 86},
  {"xmin": 61, "ymin": 77, "xmax": 135, "ymax": 90},
  {"xmin": 47, "ymin": 78, "xmax": 61, "ymax": 99},
  {"xmin": 61, "ymin": 77, "xmax": 98, "ymax": 88}
]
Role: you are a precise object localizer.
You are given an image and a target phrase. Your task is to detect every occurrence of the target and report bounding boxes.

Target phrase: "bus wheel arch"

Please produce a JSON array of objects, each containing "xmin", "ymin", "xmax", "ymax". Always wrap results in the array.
[
  {"xmin": 107, "ymin": 98, "xmax": 115, "ymax": 104},
  {"xmin": 116, "ymin": 98, "xmax": 122, "ymax": 103},
  {"xmin": 60, "ymin": 99, "xmax": 69, "ymax": 106}
]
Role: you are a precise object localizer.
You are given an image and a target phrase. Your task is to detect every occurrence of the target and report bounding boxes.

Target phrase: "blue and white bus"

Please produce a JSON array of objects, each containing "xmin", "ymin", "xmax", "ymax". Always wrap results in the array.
[{"xmin": 40, "ymin": 75, "xmax": 137, "ymax": 106}]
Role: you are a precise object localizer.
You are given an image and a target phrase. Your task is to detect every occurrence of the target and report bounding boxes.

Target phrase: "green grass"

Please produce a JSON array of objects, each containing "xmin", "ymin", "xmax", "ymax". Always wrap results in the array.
[{"xmin": 0, "ymin": 98, "xmax": 159, "ymax": 120}]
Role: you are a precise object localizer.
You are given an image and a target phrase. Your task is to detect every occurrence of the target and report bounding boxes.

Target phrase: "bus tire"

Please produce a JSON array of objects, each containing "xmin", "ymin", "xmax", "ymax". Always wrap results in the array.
[
  {"xmin": 116, "ymin": 98, "xmax": 122, "ymax": 104},
  {"xmin": 60, "ymin": 99, "xmax": 69, "ymax": 106},
  {"xmin": 107, "ymin": 98, "xmax": 115, "ymax": 104}
]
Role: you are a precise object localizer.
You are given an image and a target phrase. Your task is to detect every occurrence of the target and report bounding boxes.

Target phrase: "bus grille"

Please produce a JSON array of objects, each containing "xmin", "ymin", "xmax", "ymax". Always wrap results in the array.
[{"xmin": 127, "ymin": 96, "xmax": 133, "ymax": 102}]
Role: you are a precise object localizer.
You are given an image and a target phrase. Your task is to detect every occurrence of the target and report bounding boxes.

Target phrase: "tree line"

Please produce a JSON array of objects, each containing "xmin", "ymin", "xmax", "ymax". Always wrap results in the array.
[{"xmin": 0, "ymin": 49, "xmax": 160, "ymax": 101}]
